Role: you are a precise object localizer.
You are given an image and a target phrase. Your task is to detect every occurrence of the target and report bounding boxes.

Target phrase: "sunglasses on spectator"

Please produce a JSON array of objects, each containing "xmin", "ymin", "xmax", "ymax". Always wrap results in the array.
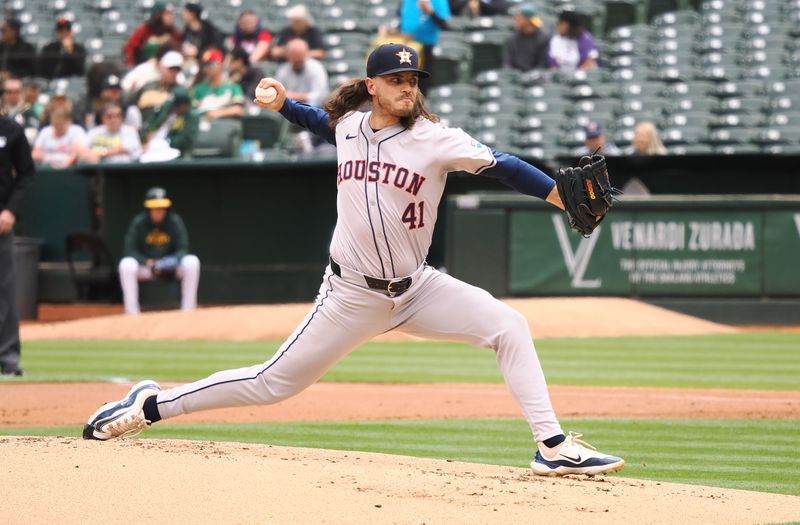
[{"xmin": 104, "ymin": 112, "xmax": 123, "ymax": 118}]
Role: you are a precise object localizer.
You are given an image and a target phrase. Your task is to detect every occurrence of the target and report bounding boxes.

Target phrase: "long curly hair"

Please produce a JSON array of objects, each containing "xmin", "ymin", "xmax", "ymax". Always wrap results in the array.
[{"xmin": 323, "ymin": 78, "xmax": 438, "ymax": 129}]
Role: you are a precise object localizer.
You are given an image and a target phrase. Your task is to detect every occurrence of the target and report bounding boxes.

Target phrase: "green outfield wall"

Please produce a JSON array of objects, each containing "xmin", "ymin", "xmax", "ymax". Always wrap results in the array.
[{"xmin": 446, "ymin": 193, "xmax": 800, "ymax": 298}]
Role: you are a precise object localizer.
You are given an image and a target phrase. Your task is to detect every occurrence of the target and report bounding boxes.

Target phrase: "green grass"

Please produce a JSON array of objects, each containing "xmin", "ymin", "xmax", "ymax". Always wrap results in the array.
[
  {"xmin": 12, "ymin": 333, "xmax": 800, "ymax": 389},
  {"xmin": 6, "ymin": 418, "xmax": 799, "ymax": 496}
]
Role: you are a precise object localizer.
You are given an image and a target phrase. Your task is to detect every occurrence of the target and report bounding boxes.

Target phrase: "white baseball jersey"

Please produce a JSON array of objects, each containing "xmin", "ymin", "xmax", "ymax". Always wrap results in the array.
[
  {"xmin": 330, "ymin": 111, "xmax": 496, "ymax": 278},
  {"xmin": 150, "ymin": 100, "xmax": 565, "ymax": 447}
]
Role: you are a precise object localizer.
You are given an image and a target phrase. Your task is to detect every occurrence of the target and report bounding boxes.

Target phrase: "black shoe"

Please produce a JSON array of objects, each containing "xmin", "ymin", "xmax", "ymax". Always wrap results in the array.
[{"xmin": 1, "ymin": 367, "xmax": 23, "ymax": 376}]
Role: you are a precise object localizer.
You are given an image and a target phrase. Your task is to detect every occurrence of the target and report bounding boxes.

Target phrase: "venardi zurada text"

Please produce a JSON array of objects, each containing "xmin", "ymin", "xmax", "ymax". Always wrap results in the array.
[{"xmin": 611, "ymin": 221, "xmax": 756, "ymax": 251}]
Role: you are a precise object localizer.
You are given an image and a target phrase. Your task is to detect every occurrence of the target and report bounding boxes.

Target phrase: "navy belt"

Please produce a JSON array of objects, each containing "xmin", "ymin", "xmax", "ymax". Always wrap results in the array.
[{"xmin": 330, "ymin": 258, "xmax": 412, "ymax": 297}]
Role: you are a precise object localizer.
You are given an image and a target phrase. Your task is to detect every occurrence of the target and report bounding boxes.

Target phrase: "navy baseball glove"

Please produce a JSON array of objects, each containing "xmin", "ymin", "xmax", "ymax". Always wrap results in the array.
[{"xmin": 555, "ymin": 154, "xmax": 622, "ymax": 236}]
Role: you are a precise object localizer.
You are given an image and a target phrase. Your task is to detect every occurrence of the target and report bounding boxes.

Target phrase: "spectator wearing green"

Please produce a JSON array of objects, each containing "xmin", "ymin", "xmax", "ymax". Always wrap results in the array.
[
  {"xmin": 131, "ymin": 50, "xmax": 185, "ymax": 127},
  {"xmin": 141, "ymin": 87, "xmax": 199, "ymax": 162},
  {"xmin": 191, "ymin": 48, "xmax": 244, "ymax": 120}
]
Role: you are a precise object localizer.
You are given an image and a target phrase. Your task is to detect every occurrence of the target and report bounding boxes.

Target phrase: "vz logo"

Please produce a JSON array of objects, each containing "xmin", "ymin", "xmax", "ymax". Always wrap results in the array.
[{"xmin": 552, "ymin": 214, "xmax": 601, "ymax": 288}]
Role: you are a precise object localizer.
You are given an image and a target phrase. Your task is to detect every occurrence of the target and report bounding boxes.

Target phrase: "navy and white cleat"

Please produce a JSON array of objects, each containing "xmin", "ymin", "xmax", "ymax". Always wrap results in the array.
[
  {"xmin": 83, "ymin": 380, "xmax": 161, "ymax": 440},
  {"xmin": 531, "ymin": 431, "xmax": 625, "ymax": 477}
]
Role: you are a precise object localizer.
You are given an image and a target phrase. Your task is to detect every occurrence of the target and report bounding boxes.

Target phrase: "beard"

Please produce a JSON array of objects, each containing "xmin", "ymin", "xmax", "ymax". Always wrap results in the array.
[{"xmin": 376, "ymin": 91, "xmax": 415, "ymax": 118}]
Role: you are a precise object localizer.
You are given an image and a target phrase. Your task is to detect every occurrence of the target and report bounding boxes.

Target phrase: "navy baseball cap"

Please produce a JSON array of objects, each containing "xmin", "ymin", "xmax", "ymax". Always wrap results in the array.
[
  {"xmin": 584, "ymin": 121, "xmax": 603, "ymax": 138},
  {"xmin": 366, "ymin": 44, "xmax": 429, "ymax": 78}
]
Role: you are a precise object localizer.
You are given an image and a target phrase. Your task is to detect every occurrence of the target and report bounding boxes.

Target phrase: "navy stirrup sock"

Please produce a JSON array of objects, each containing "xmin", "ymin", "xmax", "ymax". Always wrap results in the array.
[
  {"xmin": 143, "ymin": 396, "xmax": 161, "ymax": 424},
  {"xmin": 543, "ymin": 434, "xmax": 566, "ymax": 449}
]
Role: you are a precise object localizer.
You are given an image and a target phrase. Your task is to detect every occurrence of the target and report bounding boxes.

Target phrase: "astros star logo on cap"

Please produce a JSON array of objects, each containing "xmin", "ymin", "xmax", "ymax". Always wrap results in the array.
[{"xmin": 396, "ymin": 48, "xmax": 413, "ymax": 65}]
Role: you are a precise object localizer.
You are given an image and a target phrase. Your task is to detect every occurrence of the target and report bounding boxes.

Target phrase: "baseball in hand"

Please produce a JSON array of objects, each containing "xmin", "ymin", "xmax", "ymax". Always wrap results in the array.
[{"xmin": 255, "ymin": 86, "xmax": 278, "ymax": 104}]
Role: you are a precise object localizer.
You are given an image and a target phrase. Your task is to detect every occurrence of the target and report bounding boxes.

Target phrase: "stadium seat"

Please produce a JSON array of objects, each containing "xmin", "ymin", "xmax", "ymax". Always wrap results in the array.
[
  {"xmin": 241, "ymin": 109, "xmax": 289, "ymax": 150},
  {"xmin": 193, "ymin": 119, "xmax": 243, "ymax": 158},
  {"xmin": 668, "ymin": 143, "xmax": 714, "ymax": 154},
  {"xmin": 465, "ymin": 31, "xmax": 507, "ymax": 75},
  {"xmin": 660, "ymin": 125, "xmax": 705, "ymax": 145},
  {"xmin": 707, "ymin": 127, "xmax": 756, "ymax": 145},
  {"xmin": 604, "ymin": 1, "xmax": 646, "ymax": 34}
]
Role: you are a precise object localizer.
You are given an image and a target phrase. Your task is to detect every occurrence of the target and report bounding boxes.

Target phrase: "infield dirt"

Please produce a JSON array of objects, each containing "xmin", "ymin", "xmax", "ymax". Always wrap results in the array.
[{"xmin": 2, "ymin": 437, "xmax": 799, "ymax": 525}]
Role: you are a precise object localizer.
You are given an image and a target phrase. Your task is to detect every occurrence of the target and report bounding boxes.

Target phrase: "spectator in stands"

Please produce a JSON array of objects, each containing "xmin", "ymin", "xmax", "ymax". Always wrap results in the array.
[
  {"xmin": 449, "ymin": 0, "xmax": 507, "ymax": 18},
  {"xmin": 119, "ymin": 186, "xmax": 200, "ymax": 315},
  {"xmin": 40, "ymin": 83, "xmax": 85, "ymax": 127},
  {"xmin": 230, "ymin": 10, "xmax": 272, "ymax": 64},
  {"xmin": 130, "ymin": 50, "xmax": 185, "ymax": 128},
  {"xmin": 39, "ymin": 17, "xmax": 87, "ymax": 79},
  {"xmin": 0, "ymin": 78, "xmax": 42, "ymax": 144},
  {"xmin": 547, "ymin": 10, "xmax": 598, "ymax": 73},
  {"xmin": 228, "ymin": 47, "xmax": 264, "ymax": 102},
  {"xmin": 274, "ymin": 39, "xmax": 328, "ymax": 107},
  {"xmin": 21, "ymin": 78, "xmax": 43, "ymax": 141},
  {"xmin": 506, "ymin": 4, "xmax": 549, "ymax": 72},
  {"xmin": 1, "ymin": 77, "xmax": 40, "ymax": 142},
  {"xmin": 1, "ymin": 78, "xmax": 24, "ymax": 119},
  {"xmin": 0, "ymin": 19, "xmax": 36, "ymax": 79},
  {"xmin": 270, "ymin": 5, "xmax": 325, "ymax": 61},
  {"xmin": 573, "ymin": 121, "xmax": 620, "ymax": 157},
  {"xmin": 122, "ymin": 43, "xmax": 183, "ymax": 95},
  {"xmin": 630, "ymin": 121, "xmax": 667, "ymax": 155},
  {"xmin": 124, "ymin": 2, "xmax": 182, "ymax": 65},
  {"xmin": 399, "ymin": 0, "xmax": 450, "ymax": 95},
  {"xmin": 84, "ymin": 103, "xmax": 142, "ymax": 164},
  {"xmin": 32, "ymin": 107, "xmax": 86, "ymax": 168},
  {"xmin": 141, "ymin": 86, "xmax": 198, "ymax": 161},
  {"xmin": 87, "ymin": 74, "xmax": 139, "ymax": 129},
  {"xmin": 191, "ymin": 48, "xmax": 244, "ymax": 120},
  {"xmin": 181, "ymin": 3, "xmax": 224, "ymax": 62}
]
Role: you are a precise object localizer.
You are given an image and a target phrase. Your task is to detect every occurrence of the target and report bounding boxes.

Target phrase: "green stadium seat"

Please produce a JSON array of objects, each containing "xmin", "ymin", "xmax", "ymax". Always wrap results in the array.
[
  {"xmin": 605, "ymin": 1, "xmax": 646, "ymax": 35},
  {"xmin": 652, "ymin": 9, "xmax": 699, "ymax": 26},
  {"xmin": 668, "ymin": 143, "xmax": 713, "ymax": 154},
  {"xmin": 428, "ymin": 83, "xmax": 477, "ymax": 102},
  {"xmin": 707, "ymin": 127, "xmax": 756, "ymax": 146},
  {"xmin": 431, "ymin": 41, "xmax": 472, "ymax": 86},
  {"xmin": 514, "ymin": 114, "xmax": 565, "ymax": 132},
  {"xmin": 708, "ymin": 113, "xmax": 761, "ymax": 129},
  {"xmin": 474, "ymin": 69, "xmax": 518, "ymax": 86},
  {"xmin": 660, "ymin": 125, "xmax": 705, "ymax": 145},
  {"xmin": 608, "ymin": 24, "xmax": 652, "ymax": 42},
  {"xmin": 241, "ymin": 109, "xmax": 290, "ymax": 150},
  {"xmin": 513, "ymin": 130, "xmax": 561, "ymax": 148},
  {"xmin": 466, "ymin": 31, "xmax": 508, "ymax": 75},
  {"xmin": 712, "ymin": 143, "xmax": 762, "ymax": 154},
  {"xmin": 193, "ymin": 119, "xmax": 243, "ymax": 158},
  {"xmin": 662, "ymin": 113, "xmax": 709, "ymax": 128},
  {"xmin": 521, "ymin": 98, "xmax": 569, "ymax": 116},
  {"xmin": 711, "ymin": 97, "xmax": 765, "ymax": 114}
]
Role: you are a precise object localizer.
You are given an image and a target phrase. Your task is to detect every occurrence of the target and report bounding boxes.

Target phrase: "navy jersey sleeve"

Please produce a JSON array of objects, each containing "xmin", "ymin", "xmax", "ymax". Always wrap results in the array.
[
  {"xmin": 480, "ymin": 148, "xmax": 555, "ymax": 200},
  {"xmin": 278, "ymin": 98, "xmax": 336, "ymax": 145}
]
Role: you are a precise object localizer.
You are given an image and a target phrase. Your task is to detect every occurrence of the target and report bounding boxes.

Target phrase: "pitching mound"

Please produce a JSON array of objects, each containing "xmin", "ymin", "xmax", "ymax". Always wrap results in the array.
[
  {"xmin": 20, "ymin": 298, "xmax": 735, "ymax": 342},
  {"xmin": 3, "ymin": 437, "xmax": 797, "ymax": 525}
]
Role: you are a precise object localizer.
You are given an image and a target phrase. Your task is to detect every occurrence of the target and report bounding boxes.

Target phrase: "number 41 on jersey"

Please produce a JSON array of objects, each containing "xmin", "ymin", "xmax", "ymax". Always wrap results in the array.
[{"xmin": 402, "ymin": 201, "xmax": 425, "ymax": 229}]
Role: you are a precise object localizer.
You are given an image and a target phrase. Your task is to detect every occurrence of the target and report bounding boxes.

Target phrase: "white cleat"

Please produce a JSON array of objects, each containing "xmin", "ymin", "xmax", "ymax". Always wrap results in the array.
[
  {"xmin": 82, "ymin": 380, "xmax": 161, "ymax": 440},
  {"xmin": 531, "ymin": 431, "xmax": 625, "ymax": 477}
]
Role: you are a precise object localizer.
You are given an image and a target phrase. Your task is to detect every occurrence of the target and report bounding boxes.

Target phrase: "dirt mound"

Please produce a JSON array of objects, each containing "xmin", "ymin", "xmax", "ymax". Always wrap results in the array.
[
  {"xmin": 20, "ymin": 298, "xmax": 735, "ymax": 342},
  {"xmin": 2, "ymin": 437, "xmax": 797, "ymax": 525}
]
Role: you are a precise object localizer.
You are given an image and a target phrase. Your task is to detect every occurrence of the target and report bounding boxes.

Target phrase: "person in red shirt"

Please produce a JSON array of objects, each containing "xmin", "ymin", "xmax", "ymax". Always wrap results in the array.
[
  {"xmin": 124, "ymin": 1, "xmax": 182, "ymax": 65},
  {"xmin": 229, "ymin": 10, "xmax": 271, "ymax": 64}
]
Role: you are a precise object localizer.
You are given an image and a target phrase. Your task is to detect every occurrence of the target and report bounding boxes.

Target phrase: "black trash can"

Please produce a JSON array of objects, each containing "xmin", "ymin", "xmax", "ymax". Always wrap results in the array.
[{"xmin": 14, "ymin": 237, "xmax": 43, "ymax": 321}]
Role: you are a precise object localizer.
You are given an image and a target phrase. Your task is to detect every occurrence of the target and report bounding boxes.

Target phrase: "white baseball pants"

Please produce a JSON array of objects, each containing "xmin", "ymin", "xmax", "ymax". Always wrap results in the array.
[
  {"xmin": 155, "ymin": 264, "xmax": 563, "ymax": 443},
  {"xmin": 119, "ymin": 255, "xmax": 201, "ymax": 315}
]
